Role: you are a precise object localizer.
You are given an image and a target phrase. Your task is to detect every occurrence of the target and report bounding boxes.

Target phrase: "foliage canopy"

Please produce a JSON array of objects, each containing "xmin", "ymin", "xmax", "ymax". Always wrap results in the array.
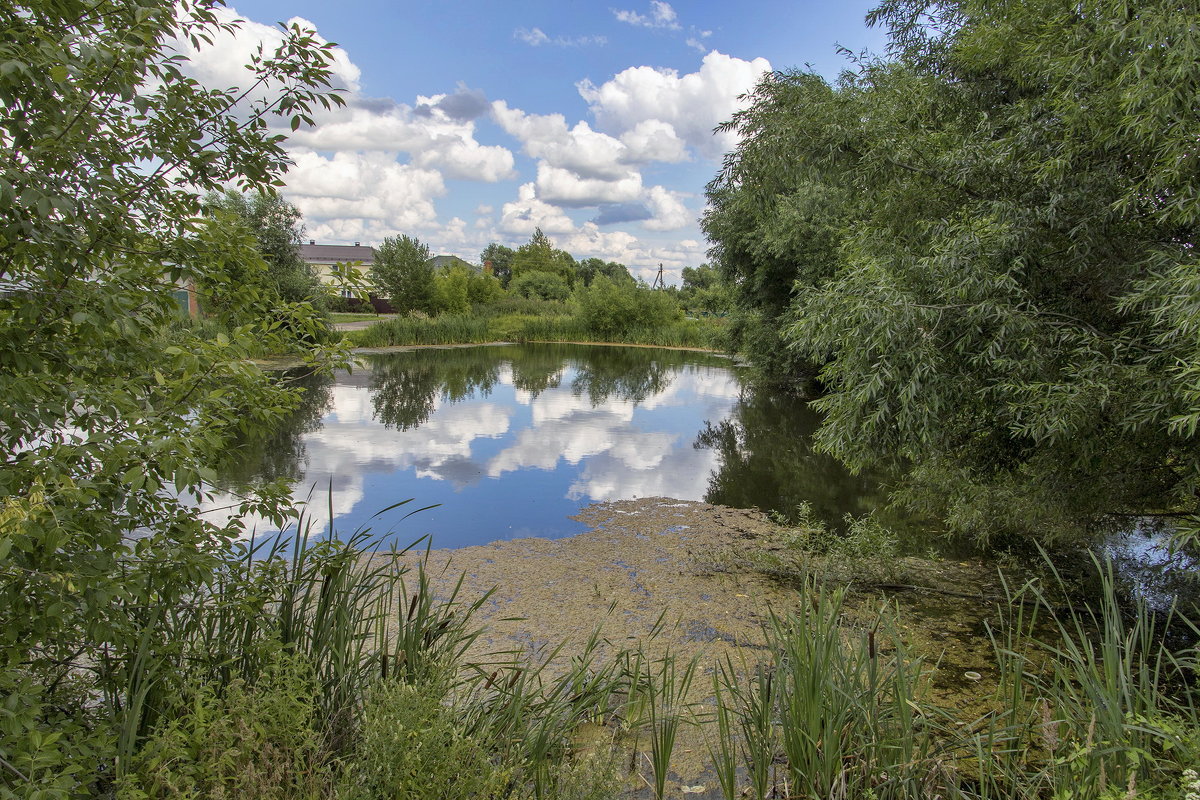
[
  {"xmin": 577, "ymin": 257, "xmax": 634, "ymax": 288},
  {"xmin": 0, "ymin": 0, "xmax": 347, "ymax": 792},
  {"xmin": 203, "ymin": 190, "xmax": 323, "ymax": 307},
  {"xmin": 479, "ymin": 242, "xmax": 515, "ymax": 288},
  {"xmin": 578, "ymin": 277, "xmax": 683, "ymax": 339},
  {"xmin": 510, "ymin": 228, "xmax": 577, "ymax": 288},
  {"xmin": 510, "ymin": 270, "xmax": 570, "ymax": 302},
  {"xmin": 371, "ymin": 234, "xmax": 434, "ymax": 313},
  {"xmin": 704, "ymin": 0, "xmax": 1200, "ymax": 543}
]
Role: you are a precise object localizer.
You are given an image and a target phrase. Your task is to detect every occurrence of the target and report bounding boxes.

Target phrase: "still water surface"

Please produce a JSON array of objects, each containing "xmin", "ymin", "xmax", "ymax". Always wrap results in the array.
[{"xmin": 209, "ymin": 343, "xmax": 889, "ymax": 549}]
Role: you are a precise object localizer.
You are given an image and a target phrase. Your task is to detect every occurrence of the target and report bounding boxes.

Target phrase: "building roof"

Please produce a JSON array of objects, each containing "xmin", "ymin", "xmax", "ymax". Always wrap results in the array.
[
  {"xmin": 299, "ymin": 243, "xmax": 376, "ymax": 264},
  {"xmin": 428, "ymin": 254, "xmax": 479, "ymax": 272}
]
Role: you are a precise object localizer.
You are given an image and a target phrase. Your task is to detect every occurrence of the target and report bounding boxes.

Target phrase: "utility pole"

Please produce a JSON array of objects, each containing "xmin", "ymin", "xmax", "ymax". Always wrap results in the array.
[{"xmin": 651, "ymin": 263, "xmax": 665, "ymax": 289}]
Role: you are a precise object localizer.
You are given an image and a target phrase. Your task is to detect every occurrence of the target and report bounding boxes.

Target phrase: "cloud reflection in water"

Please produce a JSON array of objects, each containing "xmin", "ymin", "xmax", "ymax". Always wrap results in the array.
[{"xmin": 205, "ymin": 345, "xmax": 742, "ymax": 547}]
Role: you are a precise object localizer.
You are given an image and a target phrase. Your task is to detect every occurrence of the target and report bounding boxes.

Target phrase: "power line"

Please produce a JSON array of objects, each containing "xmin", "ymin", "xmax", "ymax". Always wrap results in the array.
[{"xmin": 650, "ymin": 263, "xmax": 665, "ymax": 289}]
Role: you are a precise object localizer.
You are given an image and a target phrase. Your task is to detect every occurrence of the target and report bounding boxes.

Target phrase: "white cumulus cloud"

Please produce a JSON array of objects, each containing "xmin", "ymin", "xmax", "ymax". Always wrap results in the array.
[
  {"xmin": 287, "ymin": 94, "xmax": 515, "ymax": 183},
  {"xmin": 492, "ymin": 102, "xmax": 630, "ymax": 179},
  {"xmin": 642, "ymin": 186, "xmax": 692, "ymax": 231},
  {"xmin": 499, "ymin": 183, "xmax": 577, "ymax": 236},
  {"xmin": 286, "ymin": 150, "xmax": 445, "ymax": 241},
  {"xmin": 536, "ymin": 164, "xmax": 644, "ymax": 207},
  {"xmin": 619, "ymin": 119, "xmax": 690, "ymax": 164},
  {"xmin": 577, "ymin": 51, "xmax": 772, "ymax": 158}
]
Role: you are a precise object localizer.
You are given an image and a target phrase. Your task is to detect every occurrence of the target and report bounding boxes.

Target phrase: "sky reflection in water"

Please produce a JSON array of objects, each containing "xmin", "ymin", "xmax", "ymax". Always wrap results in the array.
[{"xmin": 208, "ymin": 344, "xmax": 747, "ymax": 549}]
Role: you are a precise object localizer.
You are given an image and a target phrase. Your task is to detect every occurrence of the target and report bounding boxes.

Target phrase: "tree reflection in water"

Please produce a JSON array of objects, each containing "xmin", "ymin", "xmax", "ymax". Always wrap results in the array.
[
  {"xmin": 368, "ymin": 348, "xmax": 501, "ymax": 431},
  {"xmin": 214, "ymin": 368, "xmax": 334, "ymax": 491},
  {"xmin": 568, "ymin": 345, "xmax": 671, "ymax": 406},
  {"xmin": 208, "ymin": 344, "xmax": 920, "ymax": 544},
  {"xmin": 697, "ymin": 387, "xmax": 892, "ymax": 528}
]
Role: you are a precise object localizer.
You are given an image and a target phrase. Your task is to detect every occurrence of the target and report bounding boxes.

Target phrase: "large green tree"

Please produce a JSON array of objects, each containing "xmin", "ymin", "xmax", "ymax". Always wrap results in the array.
[
  {"xmin": 705, "ymin": 0, "xmax": 1200, "ymax": 544},
  {"xmin": 509, "ymin": 228, "xmax": 577, "ymax": 287},
  {"xmin": 479, "ymin": 242, "xmax": 515, "ymax": 288},
  {"xmin": 0, "ymin": 0, "xmax": 346, "ymax": 792},
  {"xmin": 577, "ymin": 257, "xmax": 634, "ymax": 288},
  {"xmin": 679, "ymin": 264, "xmax": 732, "ymax": 314},
  {"xmin": 703, "ymin": 69, "xmax": 852, "ymax": 390},
  {"xmin": 371, "ymin": 234, "xmax": 434, "ymax": 313},
  {"xmin": 203, "ymin": 190, "xmax": 323, "ymax": 306}
]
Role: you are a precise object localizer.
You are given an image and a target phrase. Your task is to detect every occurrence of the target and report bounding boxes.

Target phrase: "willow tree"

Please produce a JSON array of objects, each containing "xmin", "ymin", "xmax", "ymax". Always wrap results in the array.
[
  {"xmin": 0, "ymin": 1, "xmax": 346, "ymax": 792},
  {"xmin": 705, "ymin": 0, "xmax": 1200, "ymax": 544}
]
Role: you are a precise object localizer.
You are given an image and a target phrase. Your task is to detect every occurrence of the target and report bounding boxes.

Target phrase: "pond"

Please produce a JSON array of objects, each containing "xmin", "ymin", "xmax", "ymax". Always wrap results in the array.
[{"xmin": 206, "ymin": 343, "xmax": 895, "ymax": 550}]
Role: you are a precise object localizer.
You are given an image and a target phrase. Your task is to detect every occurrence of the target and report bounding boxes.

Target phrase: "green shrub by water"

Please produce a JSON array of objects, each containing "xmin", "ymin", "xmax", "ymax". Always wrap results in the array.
[
  {"xmin": 337, "ymin": 681, "xmax": 509, "ymax": 800},
  {"xmin": 119, "ymin": 654, "xmax": 330, "ymax": 799}
]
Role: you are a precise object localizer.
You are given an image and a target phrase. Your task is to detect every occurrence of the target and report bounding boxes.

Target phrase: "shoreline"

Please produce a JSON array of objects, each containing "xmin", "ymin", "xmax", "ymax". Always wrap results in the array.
[
  {"xmin": 375, "ymin": 498, "xmax": 1009, "ymax": 792},
  {"xmin": 254, "ymin": 338, "xmax": 730, "ymax": 369}
]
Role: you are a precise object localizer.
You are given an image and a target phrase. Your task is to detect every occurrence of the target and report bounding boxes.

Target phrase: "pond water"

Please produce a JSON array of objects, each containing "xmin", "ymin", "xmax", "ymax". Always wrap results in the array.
[{"xmin": 206, "ymin": 343, "xmax": 894, "ymax": 550}]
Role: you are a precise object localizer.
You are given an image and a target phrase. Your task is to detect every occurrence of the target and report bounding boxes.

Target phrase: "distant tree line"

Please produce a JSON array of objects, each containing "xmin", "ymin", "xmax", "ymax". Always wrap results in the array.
[{"xmin": 368, "ymin": 227, "xmax": 723, "ymax": 320}]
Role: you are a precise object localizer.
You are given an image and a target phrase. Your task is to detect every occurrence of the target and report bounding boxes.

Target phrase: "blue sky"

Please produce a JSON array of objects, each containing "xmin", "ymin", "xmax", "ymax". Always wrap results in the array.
[{"xmin": 191, "ymin": 1, "xmax": 889, "ymax": 282}]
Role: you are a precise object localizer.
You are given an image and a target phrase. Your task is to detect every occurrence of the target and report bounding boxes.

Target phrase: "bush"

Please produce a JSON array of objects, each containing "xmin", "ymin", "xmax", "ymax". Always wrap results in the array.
[
  {"xmin": 337, "ymin": 682, "xmax": 509, "ymax": 800},
  {"xmin": 466, "ymin": 271, "xmax": 503, "ymax": 306},
  {"xmin": 779, "ymin": 502, "xmax": 899, "ymax": 560},
  {"xmin": 119, "ymin": 655, "xmax": 329, "ymax": 800},
  {"xmin": 327, "ymin": 295, "xmax": 374, "ymax": 314},
  {"xmin": 432, "ymin": 267, "xmax": 471, "ymax": 315},
  {"xmin": 578, "ymin": 277, "xmax": 682, "ymax": 339},
  {"xmin": 510, "ymin": 271, "xmax": 570, "ymax": 301}
]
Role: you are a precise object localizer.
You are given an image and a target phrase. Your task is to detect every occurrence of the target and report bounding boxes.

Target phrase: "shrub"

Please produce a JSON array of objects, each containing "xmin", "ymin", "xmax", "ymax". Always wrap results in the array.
[
  {"xmin": 433, "ymin": 266, "xmax": 471, "ymax": 315},
  {"xmin": 578, "ymin": 277, "xmax": 682, "ymax": 339},
  {"xmin": 327, "ymin": 295, "xmax": 374, "ymax": 314},
  {"xmin": 337, "ymin": 682, "xmax": 508, "ymax": 800},
  {"xmin": 467, "ymin": 271, "xmax": 504, "ymax": 306},
  {"xmin": 118, "ymin": 655, "xmax": 329, "ymax": 800},
  {"xmin": 510, "ymin": 271, "xmax": 570, "ymax": 301}
]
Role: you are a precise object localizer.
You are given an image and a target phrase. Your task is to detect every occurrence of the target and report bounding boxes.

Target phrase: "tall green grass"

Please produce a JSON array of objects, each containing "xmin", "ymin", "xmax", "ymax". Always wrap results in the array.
[
  {"xmin": 968, "ymin": 556, "xmax": 1200, "ymax": 799},
  {"xmin": 114, "ymin": 511, "xmax": 473, "ymax": 789},
  {"xmin": 708, "ymin": 585, "xmax": 951, "ymax": 800},
  {"xmin": 701, "ymin": 567, "xmax": 1200, "ymax": 800},
  {"xmin": 349, "ymin": 314, "xmax": 493, "ymax": 347},
  {"xmin": 111, "ymin": 511, "xmax": 631, "ymax": 799}
]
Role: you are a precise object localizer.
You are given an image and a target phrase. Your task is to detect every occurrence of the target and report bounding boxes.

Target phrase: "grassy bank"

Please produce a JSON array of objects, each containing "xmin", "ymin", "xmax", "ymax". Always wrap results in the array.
[
  {"xmin": 20, "ymin": 507, "xmax": 1198, "ymax": 799},
  {"xmin": 345, "ymin": 311, "xmax": 725, "ymax": 351}
]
